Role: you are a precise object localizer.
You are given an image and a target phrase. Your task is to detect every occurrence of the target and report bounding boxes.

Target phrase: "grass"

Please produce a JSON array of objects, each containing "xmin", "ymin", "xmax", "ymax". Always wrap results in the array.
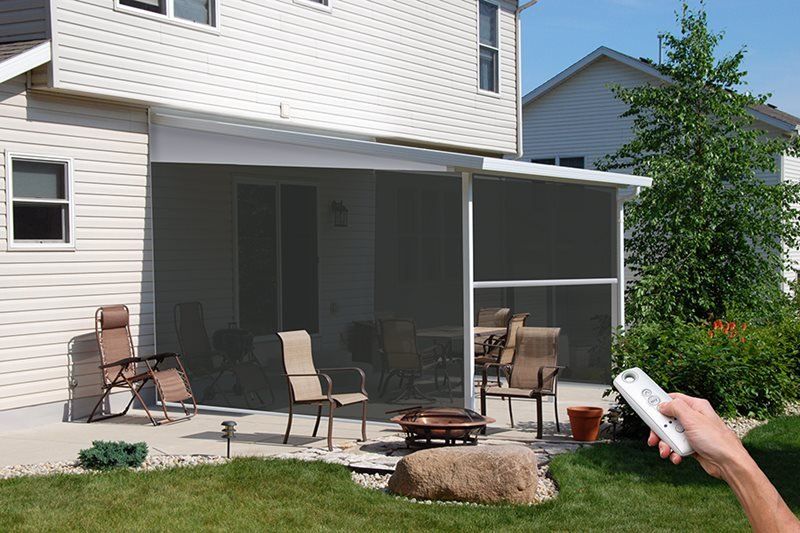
[{"xmin": 1, "ymin": 417, "xmax": 798, "ymax": 533}]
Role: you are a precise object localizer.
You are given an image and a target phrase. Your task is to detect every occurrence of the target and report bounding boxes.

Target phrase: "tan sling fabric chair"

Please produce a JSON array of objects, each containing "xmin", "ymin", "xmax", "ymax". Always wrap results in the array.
[
  {"xmin": 475, "ymin": 312, "xmax": 529, "ymax": 384},
  {"xmin": 479, "ymin": 327, "xmax": 564, "ymax": 439},
  {"xmin": 277, "ymin": 330, "xmax": 368, "ymax": 451},
  {"xmin": 88, "ymin": 305, "xmax": 197, "ymax": 425},
  {"xmin": 477, "ymin": 307, "xmax": 511, "ymax": 328}
]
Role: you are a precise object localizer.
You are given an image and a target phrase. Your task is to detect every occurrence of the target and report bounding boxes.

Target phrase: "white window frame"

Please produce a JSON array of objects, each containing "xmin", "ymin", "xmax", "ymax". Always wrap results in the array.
[
  {"xmin": 114, "ymin": 0, "xmax": 221, "ymax": 33},
  {"xmin": 293, "ymin": 0, "xmax": 333, "ymax": 13},
  {"xmin": 477, "ymin": 0, "xmax": 501, "ymax": 96},
  {"xmin": 5, "ymin": 153, "xmax": 75, "ymax": 251}
]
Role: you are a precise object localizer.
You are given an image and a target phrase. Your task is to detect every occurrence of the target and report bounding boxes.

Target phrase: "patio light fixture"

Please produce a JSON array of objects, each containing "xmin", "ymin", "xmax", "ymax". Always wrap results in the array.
[
  {"xmin": 221, "ymin": 420, "xmax": 237, "ymax": 458},
  {"xmin": 330, "ymin": 200, "xmax": 349, "ymax": 227}
]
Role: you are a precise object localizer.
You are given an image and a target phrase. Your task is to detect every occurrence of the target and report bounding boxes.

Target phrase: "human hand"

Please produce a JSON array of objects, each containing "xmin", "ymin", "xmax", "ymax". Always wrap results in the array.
[{"xmin": 647, "ymin": 393, "xmax": 749, "ymax": 480}]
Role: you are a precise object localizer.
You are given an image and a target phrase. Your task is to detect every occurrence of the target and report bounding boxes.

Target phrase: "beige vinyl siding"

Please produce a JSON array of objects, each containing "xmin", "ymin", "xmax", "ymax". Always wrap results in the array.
[
  {"xmin": 0, "ymin": 0, "xmax": 48, "ymax": 43},
  {"xmin": 0, "ymin": 75, "xmax": 150, "ymax": 414},
  {"xmin": 152, "ymin": 165, "xmax": 376, "ymax": 370},
  {"xmin": 784, "ymin": 155, "xmax": 800, "ymax": 277},
  {"xmin": 522, "ymin": 56, "xmax": 660, "ymax": 169},
  {"xmin": 51, "ymin": 0, "xmax": 518, "ymax": 154}
]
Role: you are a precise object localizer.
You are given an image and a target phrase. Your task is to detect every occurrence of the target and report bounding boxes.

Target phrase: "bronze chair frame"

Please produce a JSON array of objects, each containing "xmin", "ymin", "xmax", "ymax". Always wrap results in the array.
[
  {"xmin": 88, "ymin": 306, "xmax": 198, "ymax": 426},
  {"xmin": 278, "ymin": 331, "xmax": 368, "ymax": 451}
]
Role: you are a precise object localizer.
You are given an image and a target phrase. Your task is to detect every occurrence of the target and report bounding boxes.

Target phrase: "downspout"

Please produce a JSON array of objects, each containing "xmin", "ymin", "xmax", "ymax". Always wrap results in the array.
[{"xmin": 515, "ymin": 0, "xmax": 541, "ymax": 159}]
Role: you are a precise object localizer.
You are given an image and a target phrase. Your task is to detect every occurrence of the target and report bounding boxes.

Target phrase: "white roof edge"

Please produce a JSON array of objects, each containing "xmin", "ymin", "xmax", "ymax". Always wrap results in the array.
[
  {"xmin": 151, "ymin": 109, "xmax": 653, "ymax": 188},
  {"xmin": 0, "ymin": 41, "xmax": 51, "ymax": 85},
  {"xmin": 474, "ymin": 158, "xmax": 652, "ymax": 188},
  {"xmin": 521, "ymin": 46, "xmax": 667, "ymax": 107},
  {"xmin": 522, "ymin": 46, "xmax": 797, "ymax": 134}
]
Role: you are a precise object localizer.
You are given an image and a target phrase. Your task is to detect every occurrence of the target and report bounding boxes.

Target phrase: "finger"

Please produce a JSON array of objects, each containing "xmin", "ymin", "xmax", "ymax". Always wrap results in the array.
[
  {"xmin": 658, "ymin": 398, "xmax": 696, "ymax": 424},
  {"xmin": 669, "ymin": 452, "xmax": 682, "ymax": 465},
  {"xmin": 668, "ymin": 393, "xmax": 717, "ymax": 417},
  {"xmin": 647, "ymin": 431, "xmax": 659, "ymax": 447},
  {"xmin": 658, "ymin": 441, "xmax": 671, "ymax": 459}
]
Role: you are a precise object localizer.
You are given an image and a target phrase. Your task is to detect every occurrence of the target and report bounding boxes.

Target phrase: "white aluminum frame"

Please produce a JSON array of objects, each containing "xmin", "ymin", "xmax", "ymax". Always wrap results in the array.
[{"xmin": 5, "ymin": 153, "xmax": 75, "ymax": 251}]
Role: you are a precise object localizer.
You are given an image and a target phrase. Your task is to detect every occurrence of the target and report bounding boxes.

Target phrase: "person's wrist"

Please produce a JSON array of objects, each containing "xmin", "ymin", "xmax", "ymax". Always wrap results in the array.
[{"xmin": 717, "ymin": 443, "xmax": 757, "ymax": 484}]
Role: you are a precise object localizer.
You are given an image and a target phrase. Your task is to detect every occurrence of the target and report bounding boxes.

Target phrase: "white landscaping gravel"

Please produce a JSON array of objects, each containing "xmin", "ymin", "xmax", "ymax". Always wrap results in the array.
[{"xmin": 0, "ymin": 455, "xmax": 228, "ymax": 480}]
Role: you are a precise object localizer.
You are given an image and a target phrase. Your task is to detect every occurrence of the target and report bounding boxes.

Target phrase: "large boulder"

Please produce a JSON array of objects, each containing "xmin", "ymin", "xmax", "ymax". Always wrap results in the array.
[{"xmin": 387, "ymin": 445, "xmax": 538, "ymax": 504}]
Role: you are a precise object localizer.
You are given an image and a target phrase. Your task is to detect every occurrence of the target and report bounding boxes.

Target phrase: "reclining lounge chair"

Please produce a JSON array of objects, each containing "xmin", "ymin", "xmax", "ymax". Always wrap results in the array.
[{"xmin": 88, "ymin": 305, "xmax": 197, "ymax": 425}]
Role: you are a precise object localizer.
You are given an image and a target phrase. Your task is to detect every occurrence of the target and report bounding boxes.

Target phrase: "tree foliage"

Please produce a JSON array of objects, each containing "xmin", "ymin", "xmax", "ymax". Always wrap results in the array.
[{"xmin": 597, "ymin": 1, "xmax": 800, "ymax": 324}]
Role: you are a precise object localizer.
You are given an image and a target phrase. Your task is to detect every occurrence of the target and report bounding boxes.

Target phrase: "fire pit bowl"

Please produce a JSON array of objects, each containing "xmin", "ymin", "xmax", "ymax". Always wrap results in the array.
[{"xmin": 389, "ymin": 407, "xmax": 495, "ymax": 447}]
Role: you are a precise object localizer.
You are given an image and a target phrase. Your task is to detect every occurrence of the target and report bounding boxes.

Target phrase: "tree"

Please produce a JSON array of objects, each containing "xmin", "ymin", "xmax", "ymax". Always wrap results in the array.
[{"xmin": 597, "ymin": 1, "xmax": 800, "ymax": 325}]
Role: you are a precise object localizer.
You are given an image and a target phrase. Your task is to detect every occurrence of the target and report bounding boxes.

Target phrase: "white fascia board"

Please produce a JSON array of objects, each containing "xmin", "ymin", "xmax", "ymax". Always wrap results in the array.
[
  {"xmin": 474, "ymin": 158, "xmax": 653, "ymax": 188},
  {"xmin": 0, "ymin": 41, "xmax": 51, "ymax": 85}
]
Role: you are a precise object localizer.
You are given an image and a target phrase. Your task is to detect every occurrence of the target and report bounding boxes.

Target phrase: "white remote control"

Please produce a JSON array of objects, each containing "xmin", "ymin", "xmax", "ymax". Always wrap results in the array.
[{"xmin": 613, "ymin": 367, "xmax": 694, "ymax": 457}]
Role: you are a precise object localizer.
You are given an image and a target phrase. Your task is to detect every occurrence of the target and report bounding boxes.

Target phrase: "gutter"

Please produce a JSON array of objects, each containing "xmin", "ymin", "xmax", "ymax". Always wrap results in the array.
[{"xmin": 515, "ymin": 0, "xmax": 540, "ymax": 159}]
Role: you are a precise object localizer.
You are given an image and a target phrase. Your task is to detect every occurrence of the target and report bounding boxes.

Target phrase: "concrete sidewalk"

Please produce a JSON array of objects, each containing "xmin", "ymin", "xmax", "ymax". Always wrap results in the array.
[{"xmin": 2, "ymin": 381, "xmax": 612, "ymax": 467}]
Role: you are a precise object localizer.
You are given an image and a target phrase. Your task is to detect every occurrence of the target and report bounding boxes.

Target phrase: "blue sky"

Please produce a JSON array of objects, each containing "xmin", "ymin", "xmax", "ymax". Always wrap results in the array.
[{"xmin": 519, "ymin": 0, "xmax": 800, "ymax": 117}]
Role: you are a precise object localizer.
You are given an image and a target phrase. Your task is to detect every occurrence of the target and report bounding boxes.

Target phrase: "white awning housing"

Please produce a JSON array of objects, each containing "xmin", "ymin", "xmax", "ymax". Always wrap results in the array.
[{"xmin": 150, "ymin": 110, "xmax": 652, "ymax": 188}]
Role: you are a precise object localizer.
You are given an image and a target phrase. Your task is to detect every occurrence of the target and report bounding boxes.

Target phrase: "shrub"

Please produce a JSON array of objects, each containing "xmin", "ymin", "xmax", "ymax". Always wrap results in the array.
[
  {"xmin": 78, "ymin": 440, "xmax": 148, "ymax": 470},
  {"xmin": 609, "ymin": 318, "xmax": 800, "ymax": 435}
]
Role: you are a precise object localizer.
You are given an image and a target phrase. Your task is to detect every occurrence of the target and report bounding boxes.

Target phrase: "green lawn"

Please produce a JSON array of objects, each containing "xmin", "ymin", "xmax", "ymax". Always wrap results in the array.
[{"xmin": 1, "ymin": 417, "xmax": 798, "ymax": 533}]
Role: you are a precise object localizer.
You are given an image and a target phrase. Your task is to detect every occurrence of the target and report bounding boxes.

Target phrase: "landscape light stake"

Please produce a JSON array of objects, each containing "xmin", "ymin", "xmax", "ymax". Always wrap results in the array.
[{"xmin": 221, "ymin": 420, "xmax": 237, "ymax": 458}]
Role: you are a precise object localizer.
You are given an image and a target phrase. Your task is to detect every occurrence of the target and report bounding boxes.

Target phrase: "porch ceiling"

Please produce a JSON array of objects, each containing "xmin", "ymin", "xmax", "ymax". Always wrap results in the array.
[{"xmin": 150, "ymin": 110, "xmax": 652, "ymax": 188}]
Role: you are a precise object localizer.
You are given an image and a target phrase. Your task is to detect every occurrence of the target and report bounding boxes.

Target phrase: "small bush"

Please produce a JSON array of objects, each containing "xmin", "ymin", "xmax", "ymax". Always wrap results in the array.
[
  {"xmin": 78, "ymin": 440, "xmax": 148, "ymax": 470},
  {"xmin": 609, "ymin": 317, "xmax": 800, "ymax": 435}
]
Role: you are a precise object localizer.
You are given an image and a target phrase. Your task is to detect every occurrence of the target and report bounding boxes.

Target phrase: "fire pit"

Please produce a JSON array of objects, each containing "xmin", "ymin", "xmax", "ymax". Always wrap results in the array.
[{"xmin": 389, "ymin": 406, "xmax": 495, "ymax": 447}]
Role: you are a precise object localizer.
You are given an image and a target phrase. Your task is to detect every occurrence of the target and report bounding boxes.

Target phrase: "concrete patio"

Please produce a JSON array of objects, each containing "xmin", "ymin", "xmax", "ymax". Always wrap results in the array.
[{"xmin": 2, "ymin": 381, "xmax": 613, "ymax": 467}]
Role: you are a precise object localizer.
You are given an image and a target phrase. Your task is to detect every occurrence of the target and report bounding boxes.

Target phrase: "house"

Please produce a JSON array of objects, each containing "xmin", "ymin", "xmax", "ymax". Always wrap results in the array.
[
  {"xmin": 0, "ymin": 2, "xmax": 649, "ymax": 429},
  {"xmin": 521, "ymin": 46, "xmax": 800, "ymax": 276}
]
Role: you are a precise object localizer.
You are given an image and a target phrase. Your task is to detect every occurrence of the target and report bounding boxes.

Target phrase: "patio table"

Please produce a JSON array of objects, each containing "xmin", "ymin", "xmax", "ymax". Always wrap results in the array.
[{"xmin": 415, "ymin": 326, "xmax": 506, "ymax": 390}]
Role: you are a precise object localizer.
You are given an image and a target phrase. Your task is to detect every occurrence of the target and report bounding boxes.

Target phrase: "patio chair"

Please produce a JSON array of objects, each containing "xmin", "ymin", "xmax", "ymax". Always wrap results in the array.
[
  {"xmin": 88, "ymin": 305, "xmax": 197, "ymax": 425},
  {"xmin": 377, "ymin": 318, "xmax": 447, "ymax": 402},
  {"xmin": 474, "ymin": 312, "xmax": 529, "ymax": 384},
  {"xmin": 477, "ymin": 307, "xmax": 511, "ymax": 328},
  {"xmin": 474, "ymin": 307, "xmax": 511, "ymax": 356},
  {"xmin": 174, "ymin": 301, "xmax": 228, "ymax": 402},
  {"xmin": 479, "ymin": 327, "xmax": 564, "ymax": 439},
  {"xmin": 277, "ymin": 330, "xmax": 368, "ymax": 451}
]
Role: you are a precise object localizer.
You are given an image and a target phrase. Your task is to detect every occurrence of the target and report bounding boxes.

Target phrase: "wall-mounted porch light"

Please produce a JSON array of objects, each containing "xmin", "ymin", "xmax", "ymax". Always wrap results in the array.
[{"xmin": 331, "ymin": 200, "xmax": 349, "ymax": 227}]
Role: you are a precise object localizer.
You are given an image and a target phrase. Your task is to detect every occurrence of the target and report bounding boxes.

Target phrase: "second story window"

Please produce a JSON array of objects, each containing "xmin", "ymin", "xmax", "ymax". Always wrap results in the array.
[
  {"xmin": 118, "ymin": 0, "xmax": 217, "ymax": 27},
  {"xmin": 479, "ymin": 0, "xmax": 500, "ymax": 93}
]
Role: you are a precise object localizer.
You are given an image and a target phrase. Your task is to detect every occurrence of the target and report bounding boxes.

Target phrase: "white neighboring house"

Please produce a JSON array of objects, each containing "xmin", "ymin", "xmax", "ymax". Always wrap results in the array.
[
  {"xmin": 521, "ymin": 46, "xmax": 800, "ymax": 273},
  {"xmin": 0, "ymin": 3, "xmax": 650, "ymax": 428}
]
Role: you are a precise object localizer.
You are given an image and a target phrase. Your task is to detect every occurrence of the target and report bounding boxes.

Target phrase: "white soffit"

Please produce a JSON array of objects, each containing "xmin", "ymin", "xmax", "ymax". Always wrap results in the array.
[{"xmin": 150, "ymin": 111, "xmax": 652, "ymax": 188}]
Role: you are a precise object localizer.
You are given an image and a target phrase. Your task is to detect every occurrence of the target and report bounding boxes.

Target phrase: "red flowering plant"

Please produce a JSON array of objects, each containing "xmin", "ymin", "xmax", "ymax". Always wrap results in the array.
[{"xmin": 708, "ymin": 320, "xmax": 747, "ymax": 343}]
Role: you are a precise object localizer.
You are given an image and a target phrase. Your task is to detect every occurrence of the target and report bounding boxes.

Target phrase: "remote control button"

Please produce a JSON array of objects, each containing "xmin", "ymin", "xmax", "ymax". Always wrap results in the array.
[
  {"xmin": 675, "ymin": 423, "xmax": 685, "ymax": 433},
  {"xmin": 647, "ymin": 396, "xmax": 660, "ymax": 406},
  {"xmin": 641, "ymin": 389, "xmax": 652, "ymax": 397}
]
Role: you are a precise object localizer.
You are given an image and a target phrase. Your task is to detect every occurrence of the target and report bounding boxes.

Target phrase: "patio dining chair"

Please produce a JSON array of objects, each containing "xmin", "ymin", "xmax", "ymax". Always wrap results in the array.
[
  {"xmin": 277, "ymin": 330, "xmax": 368, "ymax": 451},
  {"xmin": 474, "ymin": 312, "xmax": 529, "ymax": 384},
  {"xmin": 479, "ymin": 327, "xmax": 564, "ymax": 439},
  {"xmin": 88, "ymin": 305, "xmax": 197, "ymax": 426},
  {"xmin": 377, "ymin": 318, "xmax": 447, "ymax": 402},
  {"xmin": 477, "ymin": 307, "xmax": 512, "ymax": 328},
  {"xmin": 174, "ymin": 301, "xmax": 229, "ymax": 402}
]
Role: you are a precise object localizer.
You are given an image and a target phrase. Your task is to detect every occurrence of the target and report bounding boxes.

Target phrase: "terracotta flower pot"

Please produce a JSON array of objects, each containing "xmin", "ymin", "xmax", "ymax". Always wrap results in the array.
[{"xmin": 567, "ymin": 406, "xmax": 604, "ymax": 442}]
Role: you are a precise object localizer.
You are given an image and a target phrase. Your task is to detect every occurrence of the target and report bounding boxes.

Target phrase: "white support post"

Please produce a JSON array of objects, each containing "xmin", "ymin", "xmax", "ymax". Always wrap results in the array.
[
  {"xmin": 462, "ymin": 172, "xmax": 475, "ymax": 410},
  {"xmin": 616, "ymin": 193, "xmax": 626, "ymax": 329}
]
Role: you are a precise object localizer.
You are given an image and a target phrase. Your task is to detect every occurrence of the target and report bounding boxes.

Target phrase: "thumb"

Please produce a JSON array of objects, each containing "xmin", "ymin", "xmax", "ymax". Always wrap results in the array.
[{"xmin": 658, "ymin": 397, "xmax": 695, "ymax": 423}]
